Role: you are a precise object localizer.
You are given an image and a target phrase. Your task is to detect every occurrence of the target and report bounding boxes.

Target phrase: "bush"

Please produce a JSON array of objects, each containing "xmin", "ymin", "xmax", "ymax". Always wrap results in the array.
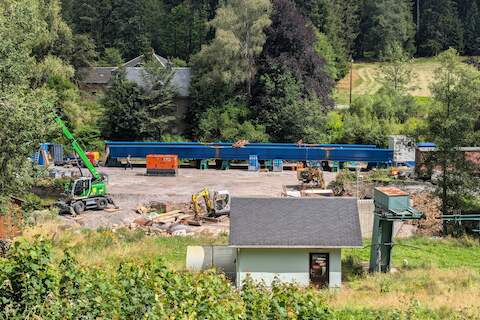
[
  {"xmin": 342, "ymin": 255, "xmax": 366, "ymax": 281},
  {"xmin": 21, "ymin": 193, "xmax": 43, "ymax": 212},
  {"xmin": 0, "ymin": 239, "xmax": 331, "ymax": 319},
  {"xmin": 241, "ymin": 276, "xmax": 331, "ymax": 319},
  {"xmin": 328, "ymin": 170, "xmax": 356, "ymax": 196}
]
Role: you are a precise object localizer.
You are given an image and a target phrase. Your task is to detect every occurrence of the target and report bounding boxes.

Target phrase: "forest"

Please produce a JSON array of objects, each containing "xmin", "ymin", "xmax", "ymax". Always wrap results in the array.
[{"xmin": 62, "ymin": 0, "xmax": 480, "ymax": 144}]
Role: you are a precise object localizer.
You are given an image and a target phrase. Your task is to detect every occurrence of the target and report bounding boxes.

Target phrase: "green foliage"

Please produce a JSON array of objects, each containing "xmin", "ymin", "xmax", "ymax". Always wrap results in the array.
[
  {"xmin": 189, "ymin": 0, "xmax": 271, "ymax": 130},
  {"xmin": 327, "ymin": 170, "xmax": 356, "ymax": 195},
  {"xmin": 426, "ymin": 48, "xmax": 480, "ymax": 217},
  {"xmin": 101, "ymin": 73, "xmax": 143, "ymax": 140},
  {"xmin": 153, "ymin": 1, "xmax": 211, "ymax": 61},
  {"xmin": 241, "ymin": 277, "xmax": 331, "ymax": 319},
  {"xmin": 170, "ymin": 57, "xmax": 187, "ymax": 67},
  {"xmin": 101, "ymin": 60, "xmax": 180, "ymax": 141},
  {"xmin": 254, "ymin": 58, "xmax": 335, "ymax": 143},
  {"xmin": 296, "ymin": 0, "xmax": 358, "ymax": 79},
  {"xmin": 0, "ymin": 90, "xmax": 55, "ymax": 195},
  {"xmin": 0, "ymin": 239, "xmax": 57, "ymax": 317},
  {"xmin": 74, "ymin": 125, "xmax": 103, "ymax": 151},
  {"xmin": 0, "ymin": 238, "xmax": 335, "ymax": 319},
  {"xmin": 314, "ymin": 31, "xmax": 339, "ymax": 80},
  {"xmin": 344, "ymin": 236, "xmax": 480, "ymax": 269},
  {"xmin": 463, "ymin": 0, "xmax": 480, "ymax": 55},
  {"xmin": 356, "ymin": 0, "xmax": 415, "ymax": 58},
  {"xmin": 99, "ymin": 48, "xmax": 124, "ymax": 66},
  {"xmin": 331, "ymin": 88, "xmax": 427, "ymax": 146},
  {"xmin": 0, "ymin": 0, "xmax": 49, "ymax": 90},
  {"xmin": 21, "ymin": 194, "xmax": 44, "ymax": 213},
  {"xmin": 417, "ymin": 0, "xmax": 464, "ymax": 56},
  {"xmin": 378, "ymin": 41, "xmax": 416, "ymax": 93},
  {"xmin": 198, "ymin": 100, "xmax": 269, "ymax": 142},
  {"xmin": 139, "ymin": 60, "xmax": 177, "ymax": 140}
]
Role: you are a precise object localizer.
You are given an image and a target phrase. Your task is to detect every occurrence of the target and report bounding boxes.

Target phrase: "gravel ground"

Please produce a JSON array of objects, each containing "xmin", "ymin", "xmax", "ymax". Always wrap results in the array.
[{"xmin": 64, "ymin": 167, "xmax": 336, "ymax": 229}]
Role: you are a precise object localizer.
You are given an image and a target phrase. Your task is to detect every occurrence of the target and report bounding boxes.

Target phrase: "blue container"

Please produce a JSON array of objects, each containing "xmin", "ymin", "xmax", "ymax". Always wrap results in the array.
[
  {"xmin": 248, "ymin": 155, "xmax": 259, "ymax": 171},
  {"xmin": 272, "ymin": 159, "xmax": 283, "ymax": 172}
]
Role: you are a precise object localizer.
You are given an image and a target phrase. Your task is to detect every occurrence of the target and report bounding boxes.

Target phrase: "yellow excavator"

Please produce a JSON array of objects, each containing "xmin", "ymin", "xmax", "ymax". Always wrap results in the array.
[{"xmin": 191, "ymin": 187, "xmax": 231, "ymax": 218}]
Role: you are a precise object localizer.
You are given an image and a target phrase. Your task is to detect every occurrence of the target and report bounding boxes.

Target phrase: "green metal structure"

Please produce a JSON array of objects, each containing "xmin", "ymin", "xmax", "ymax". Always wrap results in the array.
[
  {"xmin": 55, "ymin": 117, "xmax": 114, "ymax": 214},
  {"xmin": 369, "ymin": 187, "xmax": 424, "ymax": 273},
  {"xmin": 438, "ymin": 213, "xmax": 480, "ymax": 236}
]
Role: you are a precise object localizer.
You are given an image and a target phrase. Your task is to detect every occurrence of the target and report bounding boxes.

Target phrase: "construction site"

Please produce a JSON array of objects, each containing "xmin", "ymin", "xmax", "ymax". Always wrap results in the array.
[{"xmin": 20, "ymin": 133, "xmax": 461, "ymax": 241}]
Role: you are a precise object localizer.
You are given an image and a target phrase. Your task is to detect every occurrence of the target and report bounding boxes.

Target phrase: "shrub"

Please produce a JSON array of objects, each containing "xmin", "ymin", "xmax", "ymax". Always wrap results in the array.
[{"xmin": 241, "ymin": 276, "xmax": 331, "ymax": 319}]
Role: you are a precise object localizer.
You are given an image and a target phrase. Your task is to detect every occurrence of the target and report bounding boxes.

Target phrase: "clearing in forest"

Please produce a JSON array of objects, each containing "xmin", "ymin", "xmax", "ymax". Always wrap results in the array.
[{"xmin": 335, "ymin": 57, "xmax": 440, "ymax": 104}]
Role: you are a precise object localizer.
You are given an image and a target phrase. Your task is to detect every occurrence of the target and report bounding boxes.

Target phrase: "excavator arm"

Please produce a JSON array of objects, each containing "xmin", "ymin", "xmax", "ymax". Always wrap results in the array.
[
  {"xmin": 191, "ymin": 187, "xmax": 214, "ymax": 215},
  {"xmin": 54, "ymin": 117, "xmax": 101, "ymax": 182}
]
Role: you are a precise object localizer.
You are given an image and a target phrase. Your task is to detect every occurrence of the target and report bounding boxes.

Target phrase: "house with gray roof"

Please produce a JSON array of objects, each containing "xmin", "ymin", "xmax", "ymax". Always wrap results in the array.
[
  {"xmin": 78, "ymin": 52, "xmax": 191, "ymax": 133},
  {"xmin": 230, "ymin": 197, "xmax": 362, "ymax": 288}
]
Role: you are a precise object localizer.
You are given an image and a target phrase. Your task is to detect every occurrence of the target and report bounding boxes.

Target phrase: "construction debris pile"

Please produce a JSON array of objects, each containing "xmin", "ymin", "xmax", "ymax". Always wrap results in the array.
[
  {"xmin": 411, "ymin": 192, "xmax": 443, "ymax": 235},
  {"xmin": 130, "ymin": 201, "xmax": 229, "ymax": 236}
]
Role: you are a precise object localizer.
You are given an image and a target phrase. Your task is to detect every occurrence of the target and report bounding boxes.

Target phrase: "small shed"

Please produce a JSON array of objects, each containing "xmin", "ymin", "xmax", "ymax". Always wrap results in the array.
[{"xmin": 230, "ymin": 197, "xmax": 362, "ymax": 288}]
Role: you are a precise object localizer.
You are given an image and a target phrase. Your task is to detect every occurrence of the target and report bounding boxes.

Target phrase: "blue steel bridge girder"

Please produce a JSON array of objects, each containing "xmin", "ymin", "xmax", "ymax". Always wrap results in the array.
[{"xmin": 105, "ymin": 142, "xmax": 393, "ymax": 164}]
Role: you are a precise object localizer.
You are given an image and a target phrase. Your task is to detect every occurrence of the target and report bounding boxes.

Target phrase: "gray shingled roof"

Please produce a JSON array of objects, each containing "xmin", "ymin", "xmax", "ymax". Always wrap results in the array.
[
  {"xmin": 79, "ymin": 53, "xmax": 191, "ymax": 97},
  {"xmin": 229, "ymin": 197, "xmax": 362, "ymax": 248},
  {"xmin": 78, "ymin": 67, "xmax": 116, "ymax": 84},
  {"xmin": 124, "ymin": 67, "xmax": 191, "ymax": 97},
  {"xmin": 122, "ymin": 53, "xmax": 169, "ymax": 68}
]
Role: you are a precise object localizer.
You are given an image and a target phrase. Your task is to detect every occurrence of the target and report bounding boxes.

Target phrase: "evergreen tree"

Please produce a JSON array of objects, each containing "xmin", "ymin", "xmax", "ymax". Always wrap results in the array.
[
  {"xmin": 463, "ymin": 0, "xmax": 480, "ymax": 55},
  {"xmin": 356, "ymin": 0, "xmax": 415, "ymax": 58},
  {"xmin": 296, "ymin": 0, "xmax": 359, "ymax": 79},
  {"xmin": 101, "ymin": 73, "xmax": 143, "ymax": 140},
  {"xmin": 139, "ymin": 60, "xmax": 177, "ymax": 140},
  {"xmin": 99, "ymin": 48, "xmax": 124, "ymax": 67},
  {"xmin": 417, "ymin": 0, "xmax": 463, "ymax": 56},
  {"xmin": 109, "ymin": 0, "xmax": 151, "ymax": 59}
]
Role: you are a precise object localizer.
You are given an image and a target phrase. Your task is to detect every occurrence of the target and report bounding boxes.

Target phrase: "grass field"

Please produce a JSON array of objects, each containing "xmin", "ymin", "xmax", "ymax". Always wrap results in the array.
[
  {"xmin": 23, "ymin": 222, "xmax": 480, "ymax": 316},
  {"xmin": 335, "ymin": 57, "xmax": 440, "ymax": 104},
  {"xmin": 335, "ymin": 236, "xmax": 480, "ymax": 314}
]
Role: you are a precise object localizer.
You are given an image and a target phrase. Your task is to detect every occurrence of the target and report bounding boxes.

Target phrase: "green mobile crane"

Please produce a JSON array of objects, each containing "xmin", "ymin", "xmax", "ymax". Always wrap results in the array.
[{"xmin": 55, "ymin": 117, "xmax": 115, "ymax": 214}]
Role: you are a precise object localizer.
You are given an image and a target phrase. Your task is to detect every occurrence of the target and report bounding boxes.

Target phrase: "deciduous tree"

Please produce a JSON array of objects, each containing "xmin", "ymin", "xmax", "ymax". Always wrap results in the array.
[
  {"xmin": 189, "ymin": 0, "xmax": 271, "ymax": 130},
  {"xmin": 255, "ymin": 0, "xmax": 334, "ymax": 108},
  {"xmin": 378, "ymin": 41, "xmax": 416, "ymax": 94}
]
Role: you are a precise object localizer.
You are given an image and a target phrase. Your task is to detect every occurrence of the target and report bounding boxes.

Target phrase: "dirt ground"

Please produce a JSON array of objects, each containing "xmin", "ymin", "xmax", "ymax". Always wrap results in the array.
[{"xmin": 66, "ymin": 167, "xmax": 336, "ymax": 229}]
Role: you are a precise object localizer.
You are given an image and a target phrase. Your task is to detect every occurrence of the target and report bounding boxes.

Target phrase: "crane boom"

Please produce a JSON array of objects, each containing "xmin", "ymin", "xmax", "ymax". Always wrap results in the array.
[{"xmin": 54, "ymin": 117, "xmax": 101, "ymax": 181}]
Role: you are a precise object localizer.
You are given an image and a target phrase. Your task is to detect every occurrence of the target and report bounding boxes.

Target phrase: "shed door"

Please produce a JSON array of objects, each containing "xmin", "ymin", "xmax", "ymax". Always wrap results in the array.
[{"xmin": 309, "ymin": 253, "xmax": 329, "ymax": 287}]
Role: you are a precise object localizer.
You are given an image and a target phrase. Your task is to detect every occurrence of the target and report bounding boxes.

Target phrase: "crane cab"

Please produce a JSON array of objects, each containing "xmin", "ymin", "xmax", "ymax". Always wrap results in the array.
[{"xmin": 71, "ymin": 177, "xmax": 107, "ymax": 198}]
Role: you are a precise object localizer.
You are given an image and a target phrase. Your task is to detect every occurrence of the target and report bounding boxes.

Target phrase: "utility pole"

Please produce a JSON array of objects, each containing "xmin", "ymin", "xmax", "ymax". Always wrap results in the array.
[
  {"xmin": 416, "ymin": 0, "xmax": 420, "ymax": 53},
  {"xmin": 349, "ymin": 57, "xmax": 354, "ymax": 107},
  {"xmin": 416, "ymin": 0, "xmax": 420, "ymax": 33}
]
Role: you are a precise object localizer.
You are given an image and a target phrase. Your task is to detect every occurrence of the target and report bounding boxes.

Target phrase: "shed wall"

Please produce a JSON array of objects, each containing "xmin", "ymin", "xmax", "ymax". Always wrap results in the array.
[{"xmin": 236, "ymin": 248, "xmax": 341, "ymax": 288}]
